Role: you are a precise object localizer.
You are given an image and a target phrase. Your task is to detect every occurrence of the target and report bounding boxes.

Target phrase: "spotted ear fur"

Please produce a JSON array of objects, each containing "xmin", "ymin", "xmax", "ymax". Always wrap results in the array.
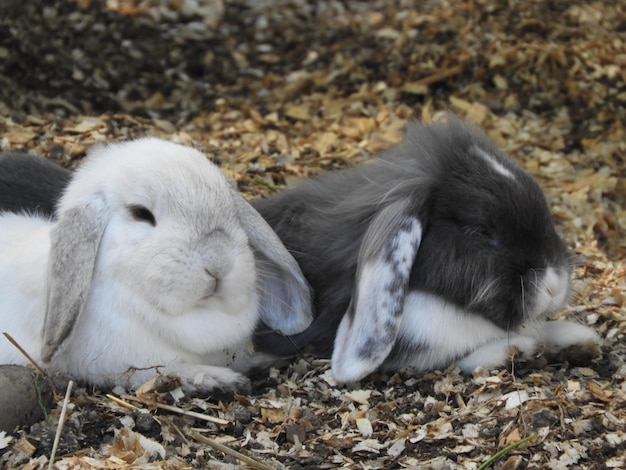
[{"xmin": 331, "ymin": 199, "xmax": 422, "ymax": 383}]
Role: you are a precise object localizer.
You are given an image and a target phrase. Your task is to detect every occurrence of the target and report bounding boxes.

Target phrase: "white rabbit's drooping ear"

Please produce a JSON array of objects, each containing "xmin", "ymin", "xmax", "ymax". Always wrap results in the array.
[
  {"xmin": 331, "ymin": 199, "xmax": 422, "ymax": 383},
  {"xmin": 232, "ymin": 192, "xmax": 313, "ymax": 335},
  {"xmin": 42, "ymin": 195, "xmax": 107, "ymax": 362}
]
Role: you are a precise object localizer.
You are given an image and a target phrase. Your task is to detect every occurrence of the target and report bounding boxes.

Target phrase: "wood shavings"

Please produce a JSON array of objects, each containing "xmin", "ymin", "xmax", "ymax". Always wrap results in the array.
[{"xmin": 0, "ymin": 0, "xmax": 624, "ymax": 468}]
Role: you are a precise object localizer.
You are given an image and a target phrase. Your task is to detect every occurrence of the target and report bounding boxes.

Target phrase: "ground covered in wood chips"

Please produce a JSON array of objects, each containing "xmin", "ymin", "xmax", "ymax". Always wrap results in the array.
[{"xmin": 1, "ymin": 0, "xmax": 625, "ymax": 468}]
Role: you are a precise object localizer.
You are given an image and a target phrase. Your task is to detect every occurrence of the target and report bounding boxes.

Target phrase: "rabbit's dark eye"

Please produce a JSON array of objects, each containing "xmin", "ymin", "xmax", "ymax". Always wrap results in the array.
[
  {"xmin": 464, "ymin": 225, "xmax": 501, "ymax": 248},
  {"xmin": 129, "ymin": 205, "xmax": 156, "ymax": 226}
]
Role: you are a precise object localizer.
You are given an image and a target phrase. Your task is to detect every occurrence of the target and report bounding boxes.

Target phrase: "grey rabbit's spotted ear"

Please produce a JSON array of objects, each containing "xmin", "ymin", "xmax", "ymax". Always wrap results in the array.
[
  {"xmin": 232, "ymin": 191, "xmax": 313, "ymax": 335},
  {"xmin": 42, "ymin": 195, "xmax": 108, "ymax": 362},
  {"xmin": 332, "ymin": 199, "xmax": 422, "ymax": 383}
]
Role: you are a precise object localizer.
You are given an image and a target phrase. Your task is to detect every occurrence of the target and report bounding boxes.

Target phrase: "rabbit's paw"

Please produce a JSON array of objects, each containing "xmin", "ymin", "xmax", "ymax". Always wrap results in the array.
[
  {"xmin": 530, "ymin": 320, "xmax": 601, "ymax": 365},
  {"xmin": 529, "ymin": 320, "xmax": 601, "ymax": 354},
  {"xmin": 167, "ymin": 364, "xmax": 251, "ymax": 394},
  {"xmin": 456, "ymin": 335, "xmax": 539, "ymax": 373}
]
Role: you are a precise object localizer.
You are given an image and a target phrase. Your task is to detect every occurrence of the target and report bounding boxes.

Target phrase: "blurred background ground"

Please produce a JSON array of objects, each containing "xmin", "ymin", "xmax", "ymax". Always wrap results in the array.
[{"xmin": 0, "ymin": 1, "xmax": 624, "ymax": 469}]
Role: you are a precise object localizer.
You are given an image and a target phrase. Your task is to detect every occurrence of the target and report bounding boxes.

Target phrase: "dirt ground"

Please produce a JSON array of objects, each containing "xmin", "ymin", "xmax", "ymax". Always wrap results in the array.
[{"xmin": 0, "ymin": 0, "xmax": 625, "ymax": 469}]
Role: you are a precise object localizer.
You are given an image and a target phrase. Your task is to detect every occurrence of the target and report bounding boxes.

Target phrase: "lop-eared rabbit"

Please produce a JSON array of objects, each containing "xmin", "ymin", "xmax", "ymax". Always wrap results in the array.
[{"xmin": 0, "ymin": 138, "xmax": 312, "ymax": 391}]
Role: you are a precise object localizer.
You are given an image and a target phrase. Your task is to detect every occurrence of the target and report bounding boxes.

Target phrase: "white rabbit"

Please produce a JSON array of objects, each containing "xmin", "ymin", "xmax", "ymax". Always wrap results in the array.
[{"xmin": 0, "ymin": 138, "xmax": 312, "ymax": 392}]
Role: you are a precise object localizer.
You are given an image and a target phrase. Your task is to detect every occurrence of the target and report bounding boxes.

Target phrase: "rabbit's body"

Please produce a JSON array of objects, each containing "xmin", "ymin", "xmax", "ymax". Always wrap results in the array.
[{"xmin": 0, "ymin": 138, "xmax": 312, "ymax": 391}]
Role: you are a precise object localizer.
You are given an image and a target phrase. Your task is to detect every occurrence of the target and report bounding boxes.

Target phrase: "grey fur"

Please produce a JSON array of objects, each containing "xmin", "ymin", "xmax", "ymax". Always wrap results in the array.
[
  {"xmin": 43, "ymin": 199, "xmax": 106, "ymax": 362},
  {"xmin": 252, "ymin": 117, "xmax": 570, "ymax": 364},
  {"xmin": 0, "ymin": 152, "xmax": 71, "ymax": 216},
  {"xmin": 231, "ymin": 191, "xmax": 312, "ymax": 335}
]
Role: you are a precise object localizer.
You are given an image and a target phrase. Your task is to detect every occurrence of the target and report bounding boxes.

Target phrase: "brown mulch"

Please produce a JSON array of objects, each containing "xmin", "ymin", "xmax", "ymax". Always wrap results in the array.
[{"xmin": 1, "ymin": 0, "xmax": 625, "ymax": 469}]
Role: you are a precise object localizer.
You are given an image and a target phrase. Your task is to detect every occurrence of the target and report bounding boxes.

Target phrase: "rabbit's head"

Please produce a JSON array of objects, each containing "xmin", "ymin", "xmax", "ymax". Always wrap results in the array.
[
  {"xmin": 42, "ymin": 138, "xmax": 312, "ymax": 362},
  {"xmin": 403, "ymin": 120, "xmax": 571, "ymax": 329}
]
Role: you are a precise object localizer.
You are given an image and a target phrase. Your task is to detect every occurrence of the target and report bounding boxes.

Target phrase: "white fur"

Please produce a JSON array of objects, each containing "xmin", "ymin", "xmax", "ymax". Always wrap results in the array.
[
  {"xmin": 0, "ymin": 138, "xmax": 311, "ymax": 392},
  {"xmin": 527, "ymin": 267, "xmax": 570, "ymax": 318},
  {"xmin": 456, "ymin": 335, "xmax": 539, "ymax": 373},
  {"xmin": 0, "ymin": 214, "xmax": 51, "ymax": 365},
  {"xmin": 472, "ymin": 146, "xmax": 515, "ymax": 180},
  {"xmin": 393, "ymin": 292, "xmax": 600, "ymax": 374},
  {"xmin": 397, "ymin": 292, "xmax": 508, "ymax": 371},
  {"xmin": 520, "ymin": 320, "xmax": 601, "ymax": 354},
  {"xmin": 457, "ymin": 320, "xmax": 601, "ymax": 374}
]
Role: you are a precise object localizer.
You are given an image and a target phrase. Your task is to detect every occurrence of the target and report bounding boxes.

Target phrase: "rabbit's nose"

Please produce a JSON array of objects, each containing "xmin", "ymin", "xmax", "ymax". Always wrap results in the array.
[
  {"xmin": 202, "ymin": 268, "xmax": 219, "ymax": 297},
  {"xmin": 543, "ymin": 267, "xmax": 568, "ymax": 300},
  {"xmin": 532, "ymin": 267, "xmax": 569, "ymax": 317}
]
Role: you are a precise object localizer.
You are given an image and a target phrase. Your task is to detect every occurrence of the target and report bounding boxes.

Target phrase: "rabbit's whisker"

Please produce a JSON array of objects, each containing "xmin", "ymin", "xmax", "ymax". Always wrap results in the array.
[
  {"xmin": 468, "ymin": 278, "xmax": 498, "ymax": 310},
  {"xmin": 520, "ymin": 275, "xmax": 528, "ymax": 322}
]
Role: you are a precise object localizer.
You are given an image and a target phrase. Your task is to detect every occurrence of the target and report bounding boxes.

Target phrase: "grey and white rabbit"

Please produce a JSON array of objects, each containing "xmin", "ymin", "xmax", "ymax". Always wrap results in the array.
[
  {"xmin": 252, "ymin": 117, "xmax": 600, "ymax": 381},
  {"xmin": 0, "ymin": 138, "xmax": 312, "ymax": 391},
  {"xmin": 0, "ymin": 119, "xmax": 599, "ymax": 383}
]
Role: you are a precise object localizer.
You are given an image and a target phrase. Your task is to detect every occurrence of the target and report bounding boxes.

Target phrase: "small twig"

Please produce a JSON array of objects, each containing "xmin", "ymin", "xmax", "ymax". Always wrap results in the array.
[
  {"xmin": 2, "ymin": 332, "xmax": 48, "ymax": 376},
  {"xmin": 414, "ymin": 64, "xmax": 464, "ymax": 86},
  {"xmin": 106, "ymin": 394, "xmax": 140, "ymax": 411},
  {"xmin": 48, "ymin": 380, "xmax": 74, "ymax": 470},
  {"xmin": 168, "ymin": 418, "xmax": 191, "ymax": 446},
  {"xmin": 477, "ymin": 434, "xmax": 537, "ymax": 470},
  {"xmin": 252, "ymin": 176, "xmax": 279, "ymax": 192},
  {"xmin": 191, "ymin": 432, "xmax": 275, "ymax": 470},
  {"xmin": 119, "ymin": 394, "xmax": 230, "ymax": 425}
]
